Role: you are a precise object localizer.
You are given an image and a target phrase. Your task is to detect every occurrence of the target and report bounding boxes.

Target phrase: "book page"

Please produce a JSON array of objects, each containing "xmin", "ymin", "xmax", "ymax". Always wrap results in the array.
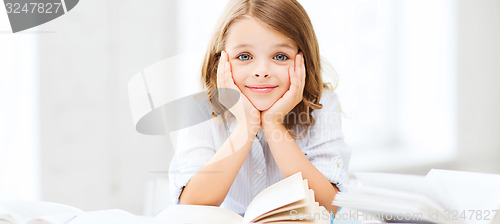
[
  {"xmin": 0, "ymin": 200, "xmax": 83, "ymax": 224},
  {"xmin": 267, "ymin": 205, "xmax": 330, "ymax": 224},
  {"xmin": 0, "ymin": 213, "xmax": 17, "ymax": 224},
  {"xmin": 242, "ymin": 172, "xmax": 307, "ymax": 223},
  {"xmin": 257, "ymin": 206, "xmax": 309, "ymax": 223},
  {"xmin": 334, "ymin": 186, "xmax": 447, "ymax": 217},
  {"xmin": 255, "ymin": 189, "xmax": 315, "ymax": 223},
  {"xmin": 64, "ymin": 209, "xmax": 165, "ymax": 224},
  {"xmin": 314, "ymin": 205, "xmax": 330, "ymax": 224},
  {"xmin": 27, "ymin": 213, "xmax": 78, "ymax": 224},
  {"xmin": 257, "ymin": 195, "xmax": 325, "ymax": 223},
  {"xmin": 156, "ymin": 205, "xmax": 243, "ymax": 224},
  {"xmin": 334, "ymin": 173, "xmax": 459, "ymax": 224},
  {"xmin": 353, "ymin": 172, "xmax": 430, "ymax": 195},
  {"xmin": 253, "ymin": 181, "xmax": 313, "ymax": 221},
  {"xmin": 353, "ymin": 172, "xmax": 451, "ymax": 210}
]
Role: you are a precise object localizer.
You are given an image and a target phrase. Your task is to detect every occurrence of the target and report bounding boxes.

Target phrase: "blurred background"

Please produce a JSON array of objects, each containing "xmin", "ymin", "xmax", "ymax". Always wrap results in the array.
[{"xmin": 1, "ymin": 0, "xmax": 499, "ymax": 216}]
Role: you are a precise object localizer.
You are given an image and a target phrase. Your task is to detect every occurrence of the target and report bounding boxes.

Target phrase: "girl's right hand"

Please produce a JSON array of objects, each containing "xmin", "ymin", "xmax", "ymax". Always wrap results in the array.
[{"xmin": 217, "ymin": 50, "xmax": 261, "ymax": 136}]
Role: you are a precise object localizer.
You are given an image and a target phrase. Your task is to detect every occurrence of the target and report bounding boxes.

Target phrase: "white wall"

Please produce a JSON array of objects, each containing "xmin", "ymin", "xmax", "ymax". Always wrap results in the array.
[
  {"xmin": 0, "ymin": 11, "xmax": 40, "ymax": 200},
  {"xmin": 454, "ymin": 0, "xmax": 500, "ymax": 172},
  {"xmin": 38, "ymin": 0, "xmax": 177, "ymax": 213},
  {"xmin": 383, "ymin": 0, "xmax": 500, "ymax": 174},
  {"xmin": 29, "ymin": 0, "xmax": 500, "ymax": 215}
]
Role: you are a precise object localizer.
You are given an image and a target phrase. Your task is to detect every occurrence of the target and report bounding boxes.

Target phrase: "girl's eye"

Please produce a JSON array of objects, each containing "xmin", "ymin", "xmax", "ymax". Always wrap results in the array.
[
  {"xmin": 273, "ymin": 53, "xmax": 289, "ymax": 61},
  {"xmin": 237, "ymin": 54, "xmax": 252, "ymax": 61}
]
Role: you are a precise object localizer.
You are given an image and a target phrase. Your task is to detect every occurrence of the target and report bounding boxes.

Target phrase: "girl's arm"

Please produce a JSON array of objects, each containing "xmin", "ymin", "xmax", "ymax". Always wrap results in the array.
[
  {"xmin": 261, "ymin": 53, "xmax": 340, "ymax": 213},
  {"xmin": 179, "ymin": 51, "xmax": 261, "ymax": 206},
  {"xmin": 262, "ymin": 122, "xmax": 340, "ymax": 214},
  {"xmin": 179, "ymin": 123, "xmax": 256, "ymax": 206}
]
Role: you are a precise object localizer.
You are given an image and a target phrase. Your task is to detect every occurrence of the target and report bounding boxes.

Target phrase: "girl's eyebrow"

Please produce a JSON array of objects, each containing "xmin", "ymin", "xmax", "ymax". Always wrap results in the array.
[
  {"xmin": 274, "ymin": 43, "xmax": 296, "ymax": 50},
  {"xmin": 231, "ymin": 44, "xmax": 252, "ymax": 49},
  {"xmin": 232, "ymin": 43, "xmax": 295, "ymax": 50}
]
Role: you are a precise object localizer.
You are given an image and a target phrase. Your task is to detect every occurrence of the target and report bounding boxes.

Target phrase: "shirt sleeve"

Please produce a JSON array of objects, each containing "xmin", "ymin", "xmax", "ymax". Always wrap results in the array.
[
  {"xmin": 302, "ymin": 92, "xmax": 351, "ymax": 192},
  {"xmin": 168, "ymin": 118, "xmax": 216, "ymax": 204}
]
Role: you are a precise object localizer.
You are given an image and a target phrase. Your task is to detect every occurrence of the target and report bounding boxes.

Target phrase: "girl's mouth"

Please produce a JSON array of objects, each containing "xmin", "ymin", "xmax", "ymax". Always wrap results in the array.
[{"xmin": 246, "ymin": 85, "xmax": 277, "ymax": 94}]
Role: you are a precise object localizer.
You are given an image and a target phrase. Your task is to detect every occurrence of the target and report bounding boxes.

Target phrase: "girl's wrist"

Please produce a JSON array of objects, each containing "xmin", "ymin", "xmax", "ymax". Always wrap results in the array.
[
  {"xmin": 261, "ymin": 112, "xmax": 285, "ymax": 127},
  {"xmin": 235, "ymin": 123, "xmax": 259, "ymax": 139},
  {"xmin": 262, "ymin": 121, "xmax": 285, "ymax": 137}
]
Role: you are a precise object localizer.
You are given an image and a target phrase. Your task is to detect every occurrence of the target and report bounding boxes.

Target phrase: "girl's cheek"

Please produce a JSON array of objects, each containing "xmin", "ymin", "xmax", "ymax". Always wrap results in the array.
[
  {"xmin": 284, "ymin": 68, "xmax": 292, "ymax": 86},
  {"xmin": 278, "ymin": 67, "xmax": 292, "ymax": 80},
  {"xmin": 231, "ymin": 67, "xmax": 246, "ymax": 86}
]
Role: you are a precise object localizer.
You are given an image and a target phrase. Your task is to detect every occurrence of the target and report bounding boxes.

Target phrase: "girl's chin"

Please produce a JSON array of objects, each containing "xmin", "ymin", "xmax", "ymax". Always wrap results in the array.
[
  {"xmin": 256, "ymin": 105, "xmax": 271, "ymax": 111},
  {"xmin": 251, "ymin": 99, "xmax": 278, "ymax": 111}
]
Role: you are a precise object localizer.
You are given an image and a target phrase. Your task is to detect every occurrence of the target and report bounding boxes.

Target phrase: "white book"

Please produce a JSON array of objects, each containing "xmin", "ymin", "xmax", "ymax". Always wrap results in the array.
[
  {"xmin": 0, "ymin": 172, "xmax": 329, "ymax": 224},
  {"xmin": 156, "ymin": 172, "xmax": 331, "ymax": 224},
  {"xmin": 0, "ymin": 201, "xmax": 165, "ymax": 224},
  {"xmin": 0, "ymin": 200, "xmax": 82, "ymax": 224},
  {"xmin": 333, "ymin": 169, "xmax": 500, "ymax": 224}
]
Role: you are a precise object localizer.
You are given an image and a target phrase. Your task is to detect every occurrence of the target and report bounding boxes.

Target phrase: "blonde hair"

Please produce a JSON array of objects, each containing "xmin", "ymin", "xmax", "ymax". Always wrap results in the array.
[{"xmin": 201, "ymin": 0, "xmax": 333, "ymax": 138}]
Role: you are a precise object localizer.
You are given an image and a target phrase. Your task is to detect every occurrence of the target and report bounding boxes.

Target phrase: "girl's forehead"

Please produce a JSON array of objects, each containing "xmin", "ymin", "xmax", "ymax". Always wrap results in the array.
[{"xmin": 225, "ymin": 17, "xmax": 297, "ymax": 50}]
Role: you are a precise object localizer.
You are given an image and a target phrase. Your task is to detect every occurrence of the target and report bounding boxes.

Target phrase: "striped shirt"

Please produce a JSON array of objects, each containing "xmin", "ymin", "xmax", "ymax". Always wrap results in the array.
[{"xmin": 168, "ymin": 90, "xmax": 351, "ymax": 216}]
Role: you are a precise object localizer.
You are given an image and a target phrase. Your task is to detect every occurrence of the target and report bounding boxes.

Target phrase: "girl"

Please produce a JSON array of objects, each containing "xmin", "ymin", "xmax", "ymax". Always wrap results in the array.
[{"xmin": 169, "ymin": 0, "xmax": 350, "ymax": 217}]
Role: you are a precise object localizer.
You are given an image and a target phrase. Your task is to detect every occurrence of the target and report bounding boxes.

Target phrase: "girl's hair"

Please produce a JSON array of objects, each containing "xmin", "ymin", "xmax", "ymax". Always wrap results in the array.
[{"xmin": 201, "ymin": 0, "xmax": 332, "ymax": 138}]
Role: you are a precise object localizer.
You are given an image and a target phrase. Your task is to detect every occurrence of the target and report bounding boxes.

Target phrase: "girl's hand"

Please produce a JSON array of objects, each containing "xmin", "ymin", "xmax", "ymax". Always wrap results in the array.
[
  {"xmin": 261, "ymin": 52, "xmax": 306, "ymax": 127},
  {"xmin": 217, "ymin": 50, "xmax": 261, "ymax": 136}
]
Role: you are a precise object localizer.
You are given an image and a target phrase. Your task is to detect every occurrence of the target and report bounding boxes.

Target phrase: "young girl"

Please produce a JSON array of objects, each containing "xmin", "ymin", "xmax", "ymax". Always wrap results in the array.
[{"xmin": 169, "ymin": 0, "xmax": 350, "ymax": 217}]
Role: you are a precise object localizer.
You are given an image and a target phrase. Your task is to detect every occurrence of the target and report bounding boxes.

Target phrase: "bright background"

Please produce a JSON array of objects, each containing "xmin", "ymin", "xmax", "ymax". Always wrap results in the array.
[{"xmin": 1, "ymin": 0, "xmax": 499, "ymax": 215}]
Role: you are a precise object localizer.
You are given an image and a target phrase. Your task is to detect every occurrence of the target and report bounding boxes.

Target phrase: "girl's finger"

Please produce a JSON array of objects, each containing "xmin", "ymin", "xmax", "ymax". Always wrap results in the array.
[
  {"xmin": 224, "ymin": 50, "xmax": 228, "ymax": 63},
  {"xmin": 290, "ymin": 67, "xmax": 300, "ymax": 101},
  {"xmin": 293, "ymin": 53, "xmax": 304, "ymax": 96},
  {"xmin": 220, "ymin": 51, "xmax": 226, "ymax": 87},
  {"xmin": 222, "ymin": 52, "xmax": 232, "ymax": 88},
  {"xmin": 221, "ymin": 51, "xmax": 229, "ymax": 86},
  {"xmin": 222, "ymin": 52, "xmax": 237, "ymax": 89},
  {"xmin": 291, "ymin": 54, "xmax": 301, "ymax": 90},
  {"xmin": 299, "ymin": 53, "xmax": 306, "ymax": 94},
  {"xmin": 288, "ymin": 66, "xmax": 296, "ymax": 93},
  {"xmin": 225, "ymin": 61, "xmax": 233, "ymax": 88},
  {"xmin": 217, "ymin": 53, "xmax": 222, "ymax": 86}
]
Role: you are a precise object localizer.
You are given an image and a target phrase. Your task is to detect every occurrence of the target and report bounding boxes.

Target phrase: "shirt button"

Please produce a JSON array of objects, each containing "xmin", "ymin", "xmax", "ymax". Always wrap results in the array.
[{"xmin": 256, "ymin": 169, "xmax": 263, "ymax": 175}]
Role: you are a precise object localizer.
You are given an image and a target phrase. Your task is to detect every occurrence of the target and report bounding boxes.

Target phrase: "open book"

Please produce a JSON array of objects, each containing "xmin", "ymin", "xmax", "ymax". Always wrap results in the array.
[
  {"xmin": 1, "ymin": 173, "xmax": 329, "ymax": 224},
  {"xmin": 333, "ymin": 169, "xmax": 500, "ymax": 224},
  {"xmin": 0, "ymin": 201, "xmax": 165, "ymax": 224},
  {"xmin": 157, "ymin": 172, "xmax": 331, "ymax": 224}
]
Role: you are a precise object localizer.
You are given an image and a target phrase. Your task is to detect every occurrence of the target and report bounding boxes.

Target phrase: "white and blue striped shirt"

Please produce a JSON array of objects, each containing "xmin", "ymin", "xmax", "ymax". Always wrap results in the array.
[{"xmin": 168, "ymin": 90, "xmax": 351, "ymax": 216}]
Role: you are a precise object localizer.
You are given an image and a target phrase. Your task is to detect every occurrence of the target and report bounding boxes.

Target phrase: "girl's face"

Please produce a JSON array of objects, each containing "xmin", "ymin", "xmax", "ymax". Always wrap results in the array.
[{"xmin": 225, "ymin": 17, "xmax": 299, "ymax": 111}]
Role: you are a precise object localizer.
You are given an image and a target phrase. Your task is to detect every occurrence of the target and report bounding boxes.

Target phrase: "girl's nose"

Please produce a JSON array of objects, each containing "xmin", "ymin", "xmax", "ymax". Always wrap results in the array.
[
  {"xmin": 253, "ymin": 60, "xmax": 270, "ymax": 78},
  {"xmin": 254, "ymin": 73, "xmax": 269, "ymax": 78}
]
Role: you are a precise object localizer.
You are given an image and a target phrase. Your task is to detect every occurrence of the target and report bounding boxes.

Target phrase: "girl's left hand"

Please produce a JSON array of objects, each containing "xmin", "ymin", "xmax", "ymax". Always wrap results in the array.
[{"xmin": 261, "ymin": 52, "xmax": 306, "ymax": 127}]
